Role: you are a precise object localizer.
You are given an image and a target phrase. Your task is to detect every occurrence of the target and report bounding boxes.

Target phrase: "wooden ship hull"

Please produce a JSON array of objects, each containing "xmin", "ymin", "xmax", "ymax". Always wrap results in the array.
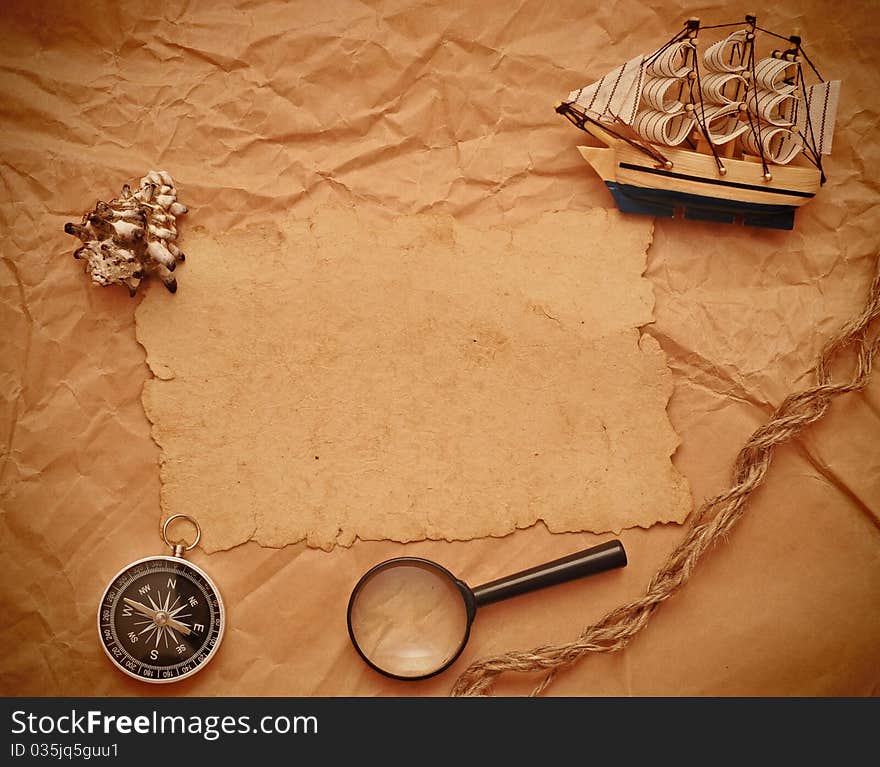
[{"xmin": 577, "ymin": 121, "xmax": 821, "ymax": 231}]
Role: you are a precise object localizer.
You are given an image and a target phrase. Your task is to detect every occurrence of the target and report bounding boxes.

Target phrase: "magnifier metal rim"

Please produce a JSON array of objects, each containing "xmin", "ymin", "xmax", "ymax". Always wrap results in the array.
[{"xmin": 347, "ymin": 556, "xmax": 476, "ymax": 681}]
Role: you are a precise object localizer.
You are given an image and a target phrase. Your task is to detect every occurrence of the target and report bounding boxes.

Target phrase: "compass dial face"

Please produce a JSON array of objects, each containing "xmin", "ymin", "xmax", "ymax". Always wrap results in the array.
[{"xmin": 97, "ymin": 556, "xmax": 224, "ymax": 683}]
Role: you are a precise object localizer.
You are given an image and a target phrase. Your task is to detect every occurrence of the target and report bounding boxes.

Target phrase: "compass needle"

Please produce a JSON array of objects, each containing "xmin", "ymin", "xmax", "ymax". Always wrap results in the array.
[
  {"xmin": 124, "ymin": 598, "xmax": 158, "ymax": 619},
  {"xmin": 167, "ymin": 618, "xmax": 192, "ymax": 636}
]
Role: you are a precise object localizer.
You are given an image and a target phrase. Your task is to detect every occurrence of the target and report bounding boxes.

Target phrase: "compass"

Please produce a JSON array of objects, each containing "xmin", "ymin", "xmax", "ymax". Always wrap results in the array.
[{"xmin": 97, "ymin": 515, "xmax": 225, "ymax": 683}]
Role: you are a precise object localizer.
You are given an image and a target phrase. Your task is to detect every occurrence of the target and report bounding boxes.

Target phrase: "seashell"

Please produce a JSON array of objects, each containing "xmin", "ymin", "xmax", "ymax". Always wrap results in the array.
[{"xmin": 63, "ymin": 170, "xmax": 188, "ymax": 295}]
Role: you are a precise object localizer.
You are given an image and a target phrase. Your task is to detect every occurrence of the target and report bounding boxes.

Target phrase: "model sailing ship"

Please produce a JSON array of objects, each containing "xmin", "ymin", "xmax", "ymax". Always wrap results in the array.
[{"xmin": 556, "ymin": 15, "xmax": 840, "ymax": 230}]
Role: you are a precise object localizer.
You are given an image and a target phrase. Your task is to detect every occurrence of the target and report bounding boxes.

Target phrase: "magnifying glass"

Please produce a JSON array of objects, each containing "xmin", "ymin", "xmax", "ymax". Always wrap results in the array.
[{"xmin": 347, "ymin": 539, "xmax": 627, "ymax": 680}]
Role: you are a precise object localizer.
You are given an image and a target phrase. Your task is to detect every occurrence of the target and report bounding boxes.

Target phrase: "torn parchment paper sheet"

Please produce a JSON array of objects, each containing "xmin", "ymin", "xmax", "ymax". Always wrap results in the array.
[{"xmin": 137, "ymin": 207, "xmax": 690, "ymax": 551}]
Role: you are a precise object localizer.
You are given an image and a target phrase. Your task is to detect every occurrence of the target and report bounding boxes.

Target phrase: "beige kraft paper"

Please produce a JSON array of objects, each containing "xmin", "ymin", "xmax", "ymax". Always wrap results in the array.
[{"xmin": 1, "ymin": 0, "xmax": 877, "ymax": 697}]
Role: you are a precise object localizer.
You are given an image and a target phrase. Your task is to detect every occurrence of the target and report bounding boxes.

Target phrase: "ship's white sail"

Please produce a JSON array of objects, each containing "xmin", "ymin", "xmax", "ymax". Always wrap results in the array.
[
  {"xmin": 698, "ymin": 102, "xmax": 749, "ymax": 144},
  {"xmin": 631, "ymin": 40, "xmax": 696, "ymax": 145},
  {"xmin": 741, "ymin": 126, "xmax": 802, "ymax": 164},
  {"xmin": 750, "ymin": 89, "xmax": 798, "ymax": 126},
  {"xmin": 567, "ymin": 55, "xmax": 645, "ymax": 125},
  {"xmin": 645, "ymin": 40, "xmax": 693, "ymax": 77},
  {"xmin": 752, "ymin": 57, "xmax": 797, "ymax": 93},
  {"xmin": 700, "ymin": 72, "xmax": 746, "ymax": 104},
  {"xmin": 741, "ymin": 57, "xmax": 804, "ymax": 163},
  {"xmin": 796, "ymin": 79, "xmax": 841, "ymax": 155},
  {"xmin": 703, "ymin": 30, "xmax": 748, "ymax": 72},
  {"xmin": 640, "ymin": 76, "xmax": 687, "ymax": 113},
  {"xmin": 632, "ymin": 109, "xmax": 694, "ymax": 145}
]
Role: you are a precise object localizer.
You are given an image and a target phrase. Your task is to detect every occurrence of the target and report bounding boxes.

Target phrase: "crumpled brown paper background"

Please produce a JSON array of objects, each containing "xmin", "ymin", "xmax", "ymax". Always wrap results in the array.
[
  {"xmin": 137, "ymin": 207, "xmax": 690, "ymax": 551},
  {"xmin": 1, "ymin": 0, "xmax": 878, "ymax": 696}
]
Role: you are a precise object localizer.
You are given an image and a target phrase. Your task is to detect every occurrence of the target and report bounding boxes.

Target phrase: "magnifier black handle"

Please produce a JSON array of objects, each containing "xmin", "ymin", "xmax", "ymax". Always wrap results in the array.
[{"xmin": 471, "ymin": 539, "xmax": 627, "ymax": 607}]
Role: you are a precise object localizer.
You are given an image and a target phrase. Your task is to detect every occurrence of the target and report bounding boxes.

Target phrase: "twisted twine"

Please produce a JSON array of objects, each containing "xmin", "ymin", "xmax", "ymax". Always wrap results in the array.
[{"xmin": 451, "ymin": 254, "xmax": 880, "ymax": 697}]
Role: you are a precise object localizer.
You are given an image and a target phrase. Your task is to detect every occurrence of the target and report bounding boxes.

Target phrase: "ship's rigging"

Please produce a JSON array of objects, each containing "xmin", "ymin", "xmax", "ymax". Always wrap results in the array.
[{"xmin": 556, "ymin": 15, "xmax": 840, "ymax": 184}]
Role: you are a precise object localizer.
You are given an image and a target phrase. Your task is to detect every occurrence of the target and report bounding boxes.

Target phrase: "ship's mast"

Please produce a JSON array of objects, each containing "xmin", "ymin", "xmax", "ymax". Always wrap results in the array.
[
  {"xmin": 681, "ymin": 19, "xmax": 698, "ymax": 143},
  {"xmin": 780, "ymin": 29, "xmax": 802, "ymax": 140},
  {"xmin": 678, "ymin": 17, "xmax": 700, "ymax": 105},
  {"xmin": 738, "ymin": 14, "xmax": 774, "ymax": 180},
  {"xmin": 721, "ymin": 14, "xmax": 757, "ymax": 160},
  {"xmin": 783, "ymin": 29, "xmax": 827, "ymax": 180},
  {"xmin": 686, "ymin": 17, "xmax": 731, "ymax": 175}
]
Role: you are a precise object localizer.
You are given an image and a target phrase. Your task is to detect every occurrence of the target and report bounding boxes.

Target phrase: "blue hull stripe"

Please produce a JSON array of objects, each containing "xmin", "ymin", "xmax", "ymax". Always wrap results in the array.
[
  {"xmin": 604, "ymin": 181, "xmax": 797, "ymax": 230},
  {"xmin": 618, "ymin": 162, "xmax": 815, "ymax": 199}
]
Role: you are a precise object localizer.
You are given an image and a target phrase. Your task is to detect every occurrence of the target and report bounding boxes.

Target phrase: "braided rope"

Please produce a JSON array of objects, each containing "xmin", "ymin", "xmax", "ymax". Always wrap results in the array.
[{"xmin": 451, "ymin": 254, "xmax": 880, "ymax": 697}]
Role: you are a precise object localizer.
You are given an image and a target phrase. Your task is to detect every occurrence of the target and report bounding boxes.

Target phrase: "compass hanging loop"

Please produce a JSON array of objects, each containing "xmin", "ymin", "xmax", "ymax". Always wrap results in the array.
[{"xmin": 162, "ymin": 514, "xmax": 201, "ymax": 556}]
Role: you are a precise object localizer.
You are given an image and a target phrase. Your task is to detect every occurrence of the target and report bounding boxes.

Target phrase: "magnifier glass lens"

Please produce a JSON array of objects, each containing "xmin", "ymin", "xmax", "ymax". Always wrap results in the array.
[{"xmin": 349, "ymin": 561, "xmax": 469, "ymax": 679}]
